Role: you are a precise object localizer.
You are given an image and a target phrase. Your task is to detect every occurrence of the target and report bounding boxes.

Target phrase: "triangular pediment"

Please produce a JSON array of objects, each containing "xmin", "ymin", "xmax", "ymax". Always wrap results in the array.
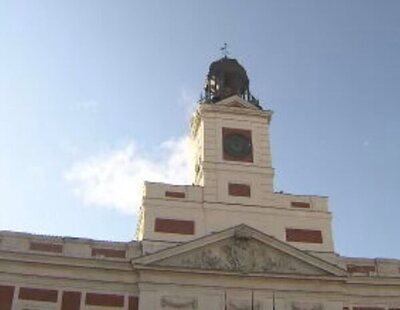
[
  {"xmin": 133, "ymin": 225, "xmax": 347, "ymax": 277},
  {"xmin": 215, "ymin": 95, "xmax": 261, "ymax": 110}
]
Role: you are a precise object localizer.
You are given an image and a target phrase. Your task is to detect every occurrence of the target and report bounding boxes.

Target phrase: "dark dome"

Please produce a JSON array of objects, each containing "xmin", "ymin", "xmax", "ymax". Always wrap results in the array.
[
  {"xmin": 203, "ymin": 57, "xmax": 260, "ymax": 108},
  {"xmin": 206, "ymin": 58, "xmax": 249, "ymax": 100}
]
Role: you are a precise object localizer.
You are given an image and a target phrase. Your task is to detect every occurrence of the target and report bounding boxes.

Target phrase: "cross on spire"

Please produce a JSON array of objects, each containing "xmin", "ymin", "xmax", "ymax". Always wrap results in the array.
[{"xmin": 220, "ymin": 43, "xmax": 230, "ymax": 58}]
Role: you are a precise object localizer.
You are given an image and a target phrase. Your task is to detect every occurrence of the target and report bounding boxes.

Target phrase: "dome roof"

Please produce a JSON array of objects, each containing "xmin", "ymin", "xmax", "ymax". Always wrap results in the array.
[
  {"xmin": 208, "ymin": 57, "xmax": 249, "ymax": 87},
  {"xmin": 203, "ymin": 57, "xmax": 260, "ymax": 108}
]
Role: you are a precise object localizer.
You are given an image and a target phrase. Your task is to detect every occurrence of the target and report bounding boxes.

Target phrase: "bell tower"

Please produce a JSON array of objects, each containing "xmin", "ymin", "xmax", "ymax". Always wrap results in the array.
[{"xmin": 191, "ymin": 57, "xmax": 275, "ymax": 206}]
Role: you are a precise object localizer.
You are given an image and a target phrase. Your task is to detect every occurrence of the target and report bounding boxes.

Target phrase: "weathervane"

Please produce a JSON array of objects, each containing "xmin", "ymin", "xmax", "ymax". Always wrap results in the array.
[{"xmin": 220, "ymin": 43, "xmax": 230, "ymax": 58}]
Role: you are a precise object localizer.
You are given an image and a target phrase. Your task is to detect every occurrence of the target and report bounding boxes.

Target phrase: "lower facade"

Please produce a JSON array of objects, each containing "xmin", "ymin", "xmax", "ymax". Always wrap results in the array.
[{"xmin": 1, "ymin": 227, "xmax": 400, "ymax": 310}]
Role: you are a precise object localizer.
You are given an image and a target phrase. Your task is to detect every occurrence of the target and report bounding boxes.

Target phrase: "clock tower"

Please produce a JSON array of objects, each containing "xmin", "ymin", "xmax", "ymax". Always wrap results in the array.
[
  {"xmin": 191, "ymin": 56, "xmax": 274, "ymax": 207},
  {"xmin": 138, "ymin": 56, "xmax": 335, "ymax": 258}
]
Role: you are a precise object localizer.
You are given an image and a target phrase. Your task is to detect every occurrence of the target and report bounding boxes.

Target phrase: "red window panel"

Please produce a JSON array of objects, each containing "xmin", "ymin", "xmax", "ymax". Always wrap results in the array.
[
  {"xmin": 228, "ymin": 183, "xmax": 251, "ymax": 197},
  {"xmin": 0, "ymin": 285, "xmax": 14, "ymax": 310},
  {"xmin": 85, "ymin": 293, "xmax": 124, "ymax": 307},
  {"xmin": 61, "ymin": 291, "xmax": 81, "ymax": 310},
  {"xmin": 155, "ymin": 218, "xmax": 195, "ymax": 235},
  {"xmin": 286, "ymin": 228, "xmax": 323, "ymax": 244},
  {"xmin": 19, "ymin": 287, "xmax": 58, "ymax": 302}
]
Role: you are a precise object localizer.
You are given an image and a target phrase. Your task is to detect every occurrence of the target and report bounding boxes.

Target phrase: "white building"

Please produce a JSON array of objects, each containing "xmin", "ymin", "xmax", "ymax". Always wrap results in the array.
[{"xmin": 1, "ymin": 57, "xmax": 399, "ymax": 310}]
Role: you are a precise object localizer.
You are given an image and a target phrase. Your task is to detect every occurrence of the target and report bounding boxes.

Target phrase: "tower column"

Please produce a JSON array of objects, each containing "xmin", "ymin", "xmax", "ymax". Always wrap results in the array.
[{"xmin": 191, "ymin": 100, "xmax": 274, "ymax": 206}]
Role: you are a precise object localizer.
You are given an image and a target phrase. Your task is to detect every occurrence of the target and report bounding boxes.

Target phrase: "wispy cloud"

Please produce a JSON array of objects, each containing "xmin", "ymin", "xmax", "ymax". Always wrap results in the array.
[
  {"xmin": 64, "ymin": 136, "xmax": 193, "ymax": 214},
  {"xmin": 178, "ymin": 88, "xmax": 198, "ymax": 116}
]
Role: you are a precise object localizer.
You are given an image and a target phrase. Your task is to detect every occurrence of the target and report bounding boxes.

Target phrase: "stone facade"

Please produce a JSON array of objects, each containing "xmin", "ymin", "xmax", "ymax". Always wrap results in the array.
[{"xmin": 1, "ymin": 61, "xmax": 400, "ymax": 310}]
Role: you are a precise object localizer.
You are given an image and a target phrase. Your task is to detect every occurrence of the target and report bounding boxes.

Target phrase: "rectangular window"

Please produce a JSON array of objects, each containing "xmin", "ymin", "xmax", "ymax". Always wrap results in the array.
[
  {"xmin": 347, "ymin": 265, "xmax": 375, "ymax": 274},
  {"xmin": 0, "ymin": 285, "xmax": 14, "ymax": 310},
  {"xmin": 228, "ymin": 183, "xmax": 251, "ymax": 197},
  {"xmin": 290, "ymin": 201, "xmax": 311, "ymax": 208},
  {"xmin": 29, "ymin": 242, "xmax": 63, "ymax": 253},
  {"xmin": 165, "ymin": 191, "xmax": 186, "ymax": 198},
  {"xmin": 61, "ymin": 291, "xmax": 81, "ymax": 310},
  {"xmin": 19, "ymin": 287, "xmax": 58, "ymax": 303},
  {"xmin": 286, "ymin": 228, "xmax": 323, "ymax": 243},
  {"xmin": 129, "ymin": 296, "xmax": 139, "ymax": 310},
  {"xmin": 85, "ymin": 293, "xmax": 124, "ymax": 307},
  {"xmin": 155, "ymin": 218, "xmax": 195, "ymax": 235}
]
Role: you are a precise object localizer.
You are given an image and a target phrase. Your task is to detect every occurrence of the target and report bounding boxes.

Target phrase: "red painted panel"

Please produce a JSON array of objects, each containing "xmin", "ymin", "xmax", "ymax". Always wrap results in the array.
[
  {"xmin": 165, "ymin": 191, "xmax": 185, "ymax": 198},
  {"xmin": 129, "ymin": 296, "xmax": 139, "ymax": 310},
  {"xmin": 291, "ymin": 201, "xmax": 311, "ymax": 208},
  {"xmin": 19, "ymin": 287, "xmax": 58, "ymax": 302},
  {"xmin": 0, "ymin": 285, "xmax": 14, "ymax": 310},
  {"xmin": 228, "ymin": 183, "xmax": 251, "ymax": 197},
  {"xmin": 286, "ymin": 228, "xmax": 323, "ymax": 243},
  {"xmin": 347, "ymin": 264, "xmax": 375, "ymax": 274},
  {"xmin": 155, "ymin": 218, "xmax": 195, "ymax": 235},
  {"xmin": 62, "ymin": 291, "xmax": 81, "ymax": 310},
  {"xmin": 30, "ymin": 242, "xmax": 63, "ymax": 253},
  {"xmin": 85, "ymin": 293, "xmax": 124, "ymax": 307}
]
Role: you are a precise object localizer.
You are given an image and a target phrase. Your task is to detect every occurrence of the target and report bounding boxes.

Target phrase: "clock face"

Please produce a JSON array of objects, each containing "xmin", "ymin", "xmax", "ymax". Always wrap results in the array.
[{"xmin": 223, "ymin": 133, "xmax": 252, "ymax": 158}]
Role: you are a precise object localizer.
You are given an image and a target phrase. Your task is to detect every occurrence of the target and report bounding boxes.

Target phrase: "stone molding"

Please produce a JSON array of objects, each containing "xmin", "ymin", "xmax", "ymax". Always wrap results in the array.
[{"xmin": 161, "ymin": 296, "xmax": 198, "ymax": 309}]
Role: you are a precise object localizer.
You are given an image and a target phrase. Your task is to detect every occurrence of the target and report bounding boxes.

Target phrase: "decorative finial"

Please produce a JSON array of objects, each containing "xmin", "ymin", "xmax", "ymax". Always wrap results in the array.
[{"xmin": 220, "ymin": 43, "xmax": 230, "ymax": 58}]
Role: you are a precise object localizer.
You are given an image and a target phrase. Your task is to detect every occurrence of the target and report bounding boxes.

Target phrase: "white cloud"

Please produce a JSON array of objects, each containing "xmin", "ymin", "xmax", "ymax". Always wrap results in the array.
[{"xmin": 64, "ymin": 136, "xmax": 193, "ymax": 214}]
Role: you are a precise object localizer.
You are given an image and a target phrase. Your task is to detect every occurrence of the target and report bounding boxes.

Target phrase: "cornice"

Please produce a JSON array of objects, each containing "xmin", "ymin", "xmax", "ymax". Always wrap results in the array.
[
  {"xmin": 133, "ymin": 264, "xmax": 346, "ymax": 282},
  {"xmin": 0, "ymin": 249, "xmax": 132, "ymax": 271},
  {"xmin": 198, "ymin": 104, "xmax": 272, "ymax": 120}
]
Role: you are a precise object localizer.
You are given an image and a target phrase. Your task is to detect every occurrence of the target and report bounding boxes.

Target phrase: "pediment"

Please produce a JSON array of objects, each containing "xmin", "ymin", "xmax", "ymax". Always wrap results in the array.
[
  {"xmin": 148, "ymin": 236, "xmax": 327, "ymax": 275},
  {"xmin": 215, "ymin": 95, "xmax": 261, "ymax": 110},
  {"xmin": 133, "ymin": 225, "xmax": 347, "ymax": 277}
]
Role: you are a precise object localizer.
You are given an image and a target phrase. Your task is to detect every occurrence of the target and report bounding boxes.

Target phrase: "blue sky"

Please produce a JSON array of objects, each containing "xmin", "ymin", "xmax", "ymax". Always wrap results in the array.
[{"xmin": 0, "ymin": 1, "xmax": 400, "ymax": 259}]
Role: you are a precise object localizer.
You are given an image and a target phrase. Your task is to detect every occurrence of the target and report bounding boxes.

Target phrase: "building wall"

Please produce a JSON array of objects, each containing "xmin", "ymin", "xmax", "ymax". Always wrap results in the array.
[
  {"xmin": 135, "ymin": 100, "xmax": 334, "ymax": 254},
  {"xmin": 0, "ymin": 232, "xmax": 140, "ymax": 310},
  {"xmin": 139, "ymin": 181, "xmax": 334, "ymax": 254},
  {"xmin": 2, "ymin": 98, "xmax": 400, "ymax": 310},
  {"xmin": 0, "ymin": 285, "xmax": 139, "ymax": 310},
  {"xmin": 2, "ymin": 226, "xmax": 400, "ymax": 309},
  {"xmin": 137, "ymin": 270, "xmax": 400, "ymax": 310}
]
